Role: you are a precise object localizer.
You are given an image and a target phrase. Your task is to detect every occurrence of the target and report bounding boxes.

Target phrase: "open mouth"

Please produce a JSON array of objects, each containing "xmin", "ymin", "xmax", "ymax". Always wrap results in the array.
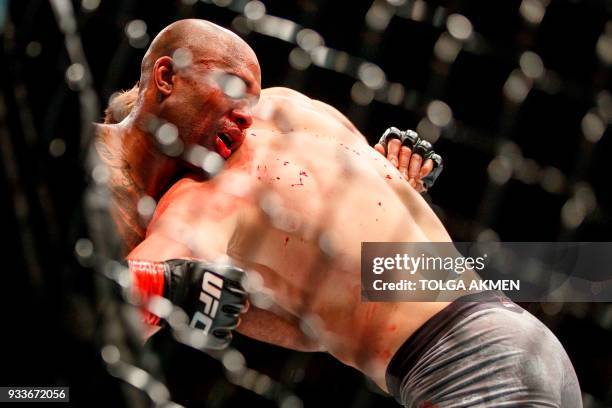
[
  {"xmin": 215, "ymin": 132, "xmax": 233, "ymax": 159},
  {"xmin": 218, "ymin": 132, "xmax": 232, "ymax": 149}
]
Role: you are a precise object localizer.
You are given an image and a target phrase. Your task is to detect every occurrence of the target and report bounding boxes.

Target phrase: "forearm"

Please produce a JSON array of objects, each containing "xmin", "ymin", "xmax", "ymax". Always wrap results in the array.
[{"xmin": 238, "ymin": 307, "xmax": 323, "ymax": 352}]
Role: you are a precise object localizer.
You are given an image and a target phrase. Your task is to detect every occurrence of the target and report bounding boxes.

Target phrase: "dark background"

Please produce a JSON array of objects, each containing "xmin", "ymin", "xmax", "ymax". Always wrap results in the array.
[{"xmin": 1, "ymin": 0, "xmax": 611, "ymax": 406}]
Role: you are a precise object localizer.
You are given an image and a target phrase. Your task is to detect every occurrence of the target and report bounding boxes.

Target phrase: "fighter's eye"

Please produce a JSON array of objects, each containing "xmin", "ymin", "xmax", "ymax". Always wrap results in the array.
[{"xmin": 214, "ymin": 73, "xmax": 247, "ymax": 99}]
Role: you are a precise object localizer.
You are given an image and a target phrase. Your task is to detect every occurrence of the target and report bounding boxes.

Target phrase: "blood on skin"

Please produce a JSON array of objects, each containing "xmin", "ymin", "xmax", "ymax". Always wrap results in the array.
[
  {"xmin": 385, "ymin": 174, "xmax": 392, "ymax": 179},
  {"xmin": 284, "ymin": 236, "xmax": 290, "ymax": 246},
  {"xmin": 290, "ymin": 170, "xmax": 308, "ymax": 187},
  {"xmin": 256, "ymin": 164, "xmax": 270, "ymax": 182}
]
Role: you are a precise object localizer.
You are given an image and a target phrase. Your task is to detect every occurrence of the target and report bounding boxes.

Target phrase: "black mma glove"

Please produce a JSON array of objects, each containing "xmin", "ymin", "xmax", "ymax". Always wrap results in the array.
[
  {"xmin": 129, "ymin": 259, "xmax": 248, "ymax": 349},
  {"xmin": 378, "ymin": 126, "xmax": 444, "ymax": 190}
]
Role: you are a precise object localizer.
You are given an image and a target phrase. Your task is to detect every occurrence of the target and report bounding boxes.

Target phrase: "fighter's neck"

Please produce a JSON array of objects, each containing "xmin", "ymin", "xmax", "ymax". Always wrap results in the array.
[{"xmin": 95, "ymin": 121, "xmax": 179, "ymax": 200}]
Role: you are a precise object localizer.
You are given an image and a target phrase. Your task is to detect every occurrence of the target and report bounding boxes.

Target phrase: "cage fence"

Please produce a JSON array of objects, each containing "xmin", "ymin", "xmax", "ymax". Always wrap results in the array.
[{"xmin": 1, "ymin": 0, "xmax": 611, "ymax": 407}]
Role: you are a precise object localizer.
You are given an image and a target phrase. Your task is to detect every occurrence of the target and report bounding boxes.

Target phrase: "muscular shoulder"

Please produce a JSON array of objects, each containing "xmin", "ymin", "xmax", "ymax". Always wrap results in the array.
[
  {"xmin": 261, "ymin": 88, "xmax": 360, "ymax": 135},
  {"xmin": 149, "ymin": 177, "xmax": 205, "ymax": 226},
  {"xmin": 149, "ymin": 172, "xmax": 257, "ymax": 232}
]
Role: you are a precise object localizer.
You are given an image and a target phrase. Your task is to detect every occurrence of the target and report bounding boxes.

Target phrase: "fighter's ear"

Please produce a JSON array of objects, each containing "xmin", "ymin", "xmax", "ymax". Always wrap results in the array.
[{"xmin": 153, "ymin": 56, "xmax": 174, "ymax": 96}]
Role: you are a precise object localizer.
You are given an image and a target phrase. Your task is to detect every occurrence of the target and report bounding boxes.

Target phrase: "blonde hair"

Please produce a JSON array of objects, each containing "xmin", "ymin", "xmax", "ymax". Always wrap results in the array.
[{"xmin": 104, "ymin": 83, "xmax": 139, "ymax": 124}]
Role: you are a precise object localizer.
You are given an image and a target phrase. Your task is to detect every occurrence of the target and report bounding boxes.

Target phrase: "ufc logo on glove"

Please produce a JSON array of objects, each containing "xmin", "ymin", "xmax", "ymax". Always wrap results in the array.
[{"xmin": 190, "ymin": 272, "xmax": 223, "ymax": 334}]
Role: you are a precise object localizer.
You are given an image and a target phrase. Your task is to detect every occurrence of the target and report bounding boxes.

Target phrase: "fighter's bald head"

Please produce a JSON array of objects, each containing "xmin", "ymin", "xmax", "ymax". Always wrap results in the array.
[
  {"xmin": 126, "ymin": 19, "xmax": 260, "ymax": 156},
  {"xmin": 140, "ymin": 19, "xmax": 258, "ymax": 86}
]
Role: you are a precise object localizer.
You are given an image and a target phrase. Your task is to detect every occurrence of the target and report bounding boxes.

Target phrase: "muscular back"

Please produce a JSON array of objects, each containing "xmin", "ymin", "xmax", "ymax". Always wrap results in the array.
[
  {"xmin": 224, "ymin": 87, "xmax": 452, "ymax": 250},
  {"xmin": 131, "ymin": 87, "xmax": 452, "ymax": 379}
]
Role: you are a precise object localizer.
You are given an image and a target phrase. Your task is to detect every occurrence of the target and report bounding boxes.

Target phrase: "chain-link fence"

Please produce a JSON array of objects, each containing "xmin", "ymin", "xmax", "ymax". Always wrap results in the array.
[{"xmin": 1, "ymin": 0, "xmax": 611, "ymax": 406}]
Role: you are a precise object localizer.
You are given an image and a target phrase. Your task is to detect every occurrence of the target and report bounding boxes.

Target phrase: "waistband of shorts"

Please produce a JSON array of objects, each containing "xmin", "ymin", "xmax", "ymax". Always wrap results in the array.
[{"xmin": 385, "ymin": 290, "xmax": 521, "ymax": 400}]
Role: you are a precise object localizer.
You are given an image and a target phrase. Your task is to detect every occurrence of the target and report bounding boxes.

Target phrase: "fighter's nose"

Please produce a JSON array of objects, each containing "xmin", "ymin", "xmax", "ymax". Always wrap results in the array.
[{"xmin": 229, "ymin": 108, "xmax": 253, "ymax": 130}]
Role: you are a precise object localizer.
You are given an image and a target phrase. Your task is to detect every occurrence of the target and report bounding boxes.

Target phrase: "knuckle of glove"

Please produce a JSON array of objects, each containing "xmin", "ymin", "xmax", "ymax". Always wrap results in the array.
[
  {"xmin": 379, "ymin": 127, "xmax": 423, "ymax": 153},
  {"xmin": 413, "ymin": 139, "xmax": 433, "ymax": 157},
  {"xmin": 202, "ymin": 330, "xmax": 233, "ymax": 350},
  {"xmin": 376, "ymin": 127, "xmax": 443, "ymax": 189},
  {"xmin": 401, "ymin": 129, "xmax": 419, "ymax": 148},
  {"xmin": 205, "ymin": 263, "xmax": 248, "ymax": 304},
  {"xmin": 211, "ymin": 329, "xmax": 233, "ymax": 348},
  {"xmin": 427, "ymin": 152, "xmax": 443, "ymax": 168},
  {"xmin": 378, "ymin": 127, "xmax": 403, "ymax": 150},
  {"xmin": 206, "ymin": 263, "xmax": 247, "ymax": 284}
]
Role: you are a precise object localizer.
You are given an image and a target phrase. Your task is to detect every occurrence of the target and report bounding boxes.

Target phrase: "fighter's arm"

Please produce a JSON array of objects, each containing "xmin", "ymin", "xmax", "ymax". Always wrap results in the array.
[
  {"xmin": 126, "ymin": 178, "xmax": 246, "ymax": 344},
  {"xmin": 128, "ymin": 177, "xmax": 322, "ymax": 351},
  {"xmin": 128, "ymin": 230, "xmax": 193, "ymax": 261},
  {"xmin": 130, "ymin": 179, "xmax": 239, "ymax": 262}
]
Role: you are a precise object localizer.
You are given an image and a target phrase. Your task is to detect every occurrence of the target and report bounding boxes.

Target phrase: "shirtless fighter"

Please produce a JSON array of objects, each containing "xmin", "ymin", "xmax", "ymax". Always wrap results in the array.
[
  {"xmin": 124, "ymin": 84, "xmax": 582, "ymax": 405},
  {"xmin": 94, "ymin": 19, "xmax": 437, "ymax": 349}
]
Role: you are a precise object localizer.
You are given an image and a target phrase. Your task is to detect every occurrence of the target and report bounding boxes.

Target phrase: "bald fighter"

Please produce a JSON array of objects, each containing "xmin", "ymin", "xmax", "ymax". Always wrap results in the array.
[
  {"xmin": 92, "ymin": 19, "xmax": 263, "ymax": 343},
  {"xmin": 95, "ymin": 19, "xmax": 437, "ymax": 348},
  {"xmin": 126, "ymin": 85, "xmax": 581, "ymax": 406},
  {"xmin": 94, "ymin": 19, "xmax": 261, "ymax": 253}
]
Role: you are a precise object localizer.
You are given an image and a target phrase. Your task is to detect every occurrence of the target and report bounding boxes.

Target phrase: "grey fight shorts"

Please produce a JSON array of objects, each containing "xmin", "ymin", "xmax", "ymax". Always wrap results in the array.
[{"xmin": 386, "ymin": 291, "xmax": 582, "ymax": 407}]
